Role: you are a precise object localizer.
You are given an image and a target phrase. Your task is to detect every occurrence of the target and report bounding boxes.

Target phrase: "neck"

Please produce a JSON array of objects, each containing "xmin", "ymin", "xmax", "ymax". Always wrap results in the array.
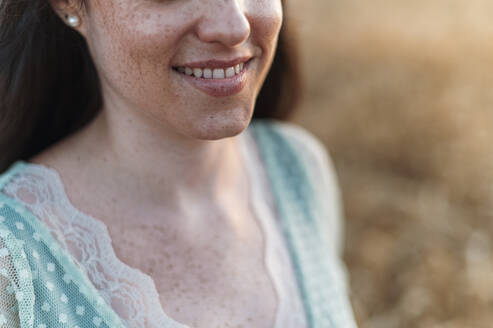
[{"xmin": 42, "ymin": 104, "xmax": 250, "ymax": 212}]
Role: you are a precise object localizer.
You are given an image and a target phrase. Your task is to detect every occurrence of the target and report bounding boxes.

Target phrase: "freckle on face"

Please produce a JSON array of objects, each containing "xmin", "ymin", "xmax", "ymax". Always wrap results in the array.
[{"xmin": 84, "ymin": 0, "xmax": 283, "ymax": 139}]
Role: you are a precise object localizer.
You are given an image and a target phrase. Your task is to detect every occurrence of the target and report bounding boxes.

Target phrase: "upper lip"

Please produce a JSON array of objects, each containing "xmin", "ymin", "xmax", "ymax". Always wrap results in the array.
[{"xmin": 173, "ymin": 56, "xmax": 252, "ymax": 69}]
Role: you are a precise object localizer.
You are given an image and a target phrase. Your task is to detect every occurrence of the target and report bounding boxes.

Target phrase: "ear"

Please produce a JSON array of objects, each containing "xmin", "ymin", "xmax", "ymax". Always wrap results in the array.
[{"xmin": 49, "ymin": 0, "xmax": 88, "ymax": 36}]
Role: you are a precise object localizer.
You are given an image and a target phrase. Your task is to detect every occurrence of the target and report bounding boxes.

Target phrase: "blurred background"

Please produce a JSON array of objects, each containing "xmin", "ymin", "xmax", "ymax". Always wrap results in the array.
[{"xmin": 288, "ymin": 0, "xmax": 493, "ymax": 327}]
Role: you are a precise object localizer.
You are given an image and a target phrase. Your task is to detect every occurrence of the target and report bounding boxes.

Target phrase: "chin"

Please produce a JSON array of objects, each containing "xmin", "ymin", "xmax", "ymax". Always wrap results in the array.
[
  {"xmin": 186, "ymin": 108, "xmax": 253, "ymax": 141},
  {"xmin": 194, "ymin": 120, "xmax": 250, "ymax": 141}
]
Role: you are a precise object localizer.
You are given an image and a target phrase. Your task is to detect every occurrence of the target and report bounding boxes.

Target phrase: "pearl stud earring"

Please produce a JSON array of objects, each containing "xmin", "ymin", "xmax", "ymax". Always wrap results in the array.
[{"xmin": 66, "ymin": 14, "xmax": 80, "ymax": 28}]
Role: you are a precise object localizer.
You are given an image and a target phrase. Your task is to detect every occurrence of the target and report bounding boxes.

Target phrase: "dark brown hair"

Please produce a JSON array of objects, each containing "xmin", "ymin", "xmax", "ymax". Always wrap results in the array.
[{"xmin": 0, "ymin": 0, "xmax": 301, "ymax": 171}]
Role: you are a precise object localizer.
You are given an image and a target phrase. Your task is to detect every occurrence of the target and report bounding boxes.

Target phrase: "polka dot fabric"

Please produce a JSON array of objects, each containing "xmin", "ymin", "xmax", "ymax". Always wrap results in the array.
[{"xmin": 0, "ymin": 168, "xmax": 127, "ymax": 328}]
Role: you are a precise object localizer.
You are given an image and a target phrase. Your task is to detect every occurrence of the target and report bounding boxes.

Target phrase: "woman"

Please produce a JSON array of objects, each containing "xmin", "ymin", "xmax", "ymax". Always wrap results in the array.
[{"xmin": 0, "ymin": 0, "xmax": 357, "ymax": 327}]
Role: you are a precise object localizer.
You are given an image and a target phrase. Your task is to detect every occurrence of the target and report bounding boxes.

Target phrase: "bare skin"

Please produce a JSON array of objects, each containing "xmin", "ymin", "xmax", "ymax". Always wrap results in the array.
[{"xmin": 35, "ymin": 0, "xmax": 284, "ymax": 326}]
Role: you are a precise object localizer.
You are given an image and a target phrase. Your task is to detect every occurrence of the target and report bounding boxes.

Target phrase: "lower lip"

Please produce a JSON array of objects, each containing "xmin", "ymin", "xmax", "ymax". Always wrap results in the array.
[{"xmin": 173, "ymin": 60, "xmax": 251, "ymax": 98}]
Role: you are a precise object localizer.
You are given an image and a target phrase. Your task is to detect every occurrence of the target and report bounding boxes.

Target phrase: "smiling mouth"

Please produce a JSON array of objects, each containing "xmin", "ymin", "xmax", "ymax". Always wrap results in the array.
[
  {"xmin": 172, "ymin": 58, "xmax": 253, "ymax": 80},
  {"xmin": 172, "ymin": 58, "xmax": 253, "ymax": 97}
]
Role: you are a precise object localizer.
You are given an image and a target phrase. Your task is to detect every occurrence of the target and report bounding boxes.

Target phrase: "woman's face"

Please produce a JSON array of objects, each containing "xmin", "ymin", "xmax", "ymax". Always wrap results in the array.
[{"xmin": 70, "ymin": 0, "xmax": 283, "ymax": 140}]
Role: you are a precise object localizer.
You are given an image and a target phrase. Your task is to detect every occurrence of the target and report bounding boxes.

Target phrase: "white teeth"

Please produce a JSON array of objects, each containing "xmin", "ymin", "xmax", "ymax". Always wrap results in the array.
[
  {"xmin": 193, "ymin": 68, "xmax": 203, "ymax": 78},
  {"xmin": 175, "ymin": 61, "xmax": 248, "ymax": 79},
  {"xmin": 225, "ymin": 67, "xmax": 235, "ymax": 78},
  {"xmin": 203, "ymin": 68, "xmax": 212, "ymax": 79},
  {"xmin": 213, "ymin": 68, "xmax": 225, "ymax": 79}
]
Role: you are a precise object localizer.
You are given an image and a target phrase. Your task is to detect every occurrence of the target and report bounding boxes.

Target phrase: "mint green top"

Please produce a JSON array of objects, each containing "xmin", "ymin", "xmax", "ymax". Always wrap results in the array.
[{"xmin": 0, "ymin": 119, "xmax": 358, "ymax": 328}]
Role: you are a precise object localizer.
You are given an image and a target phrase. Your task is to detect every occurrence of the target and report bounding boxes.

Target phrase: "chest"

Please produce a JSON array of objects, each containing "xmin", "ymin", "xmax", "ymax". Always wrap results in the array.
[{"xmin": 108, "ymin": 212, "xmax": 279, "ymax": 328}]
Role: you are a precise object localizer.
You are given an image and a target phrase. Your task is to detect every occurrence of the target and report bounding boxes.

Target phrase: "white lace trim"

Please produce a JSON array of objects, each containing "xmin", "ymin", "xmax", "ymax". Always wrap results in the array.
[
  {"xmin": 2, "ymin": 161, "xmax": 185, "ymax": 327},
  {"xmin": 0, "ymin": 128, "xmax": 307, "ymax": 327}
]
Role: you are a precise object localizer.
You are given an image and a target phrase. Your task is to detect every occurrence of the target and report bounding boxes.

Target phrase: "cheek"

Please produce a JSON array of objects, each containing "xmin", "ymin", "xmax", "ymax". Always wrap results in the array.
[
  {"xmin": 86, "ymin": 5, "xmax": 192, "ymax": 107},
  {"xmin": 246, "ymin": 0, "xmax": 283, "ymax": 92},
  {"xmin": 89, "ymin": 4, "xmax": 188, "ymax": 82},
  {"xmin": 248, "ymin": 0, "xmax": 283, "ymax": 47}
]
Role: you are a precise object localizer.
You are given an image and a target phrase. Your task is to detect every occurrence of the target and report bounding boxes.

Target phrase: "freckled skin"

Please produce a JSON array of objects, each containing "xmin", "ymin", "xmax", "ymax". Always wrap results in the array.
[
  {"xmin": 109, "ymin": 205, "xmax": 278, "ymax": 327},
  {"xmin": 44, "ymin": 0, "xmax": 284, "ymax": 327},
  {"xmin": 80, "ymin": 0, "xmax": 282, "ymax": 139}
]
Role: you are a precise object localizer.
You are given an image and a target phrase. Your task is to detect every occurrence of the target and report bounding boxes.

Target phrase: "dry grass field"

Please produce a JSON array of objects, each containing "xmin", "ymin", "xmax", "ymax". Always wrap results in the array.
[{"xmin": 288, "ymin": 1, "xmax": 493, "ymax": 327}]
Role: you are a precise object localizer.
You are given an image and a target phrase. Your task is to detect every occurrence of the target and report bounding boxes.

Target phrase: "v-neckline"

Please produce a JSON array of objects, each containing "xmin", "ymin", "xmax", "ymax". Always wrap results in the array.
[{"xmin": 10, "ymin": 125, "xmax": 284, "ymax": 328}]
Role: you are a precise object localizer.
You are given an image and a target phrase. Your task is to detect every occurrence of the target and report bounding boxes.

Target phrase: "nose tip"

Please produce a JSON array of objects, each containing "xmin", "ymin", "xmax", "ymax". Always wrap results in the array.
[{"xmin": 196, "ymin": 2, "xmax": 251, "ymax": 47}]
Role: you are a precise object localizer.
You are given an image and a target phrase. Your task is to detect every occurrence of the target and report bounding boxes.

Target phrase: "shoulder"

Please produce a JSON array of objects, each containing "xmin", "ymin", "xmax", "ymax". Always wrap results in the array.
[
  {"xmin": 251, "ymin": 119, "xmax": 335, "ymax": 170},
  {"xmin": 0, "ymin": 161, "xmax": 56, "ymax": 271},
  {"xmin": 0, "ymin": 161, "xmax": 68, "ymax": 262},
  {"xmin": 268, "ymin": 119, "xmax": 327, "ymax": 151},
  {"xmin": 251, "ymin": 119, "xmax": 340, "ymax": 195},
  {"xmin": 0, "ymin": 199, "xmax": 36, "ymax": 327},
  {"xmin": 0, "ymin": 160, "xmax": 63, "ymax": 218},
  {"xmin": 250, "ymin": 119, "xmax": 345, "ymax": 254},
  {"xmin": 0, "ymin": 162, "xmax": 35, "ymax": 226}
]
